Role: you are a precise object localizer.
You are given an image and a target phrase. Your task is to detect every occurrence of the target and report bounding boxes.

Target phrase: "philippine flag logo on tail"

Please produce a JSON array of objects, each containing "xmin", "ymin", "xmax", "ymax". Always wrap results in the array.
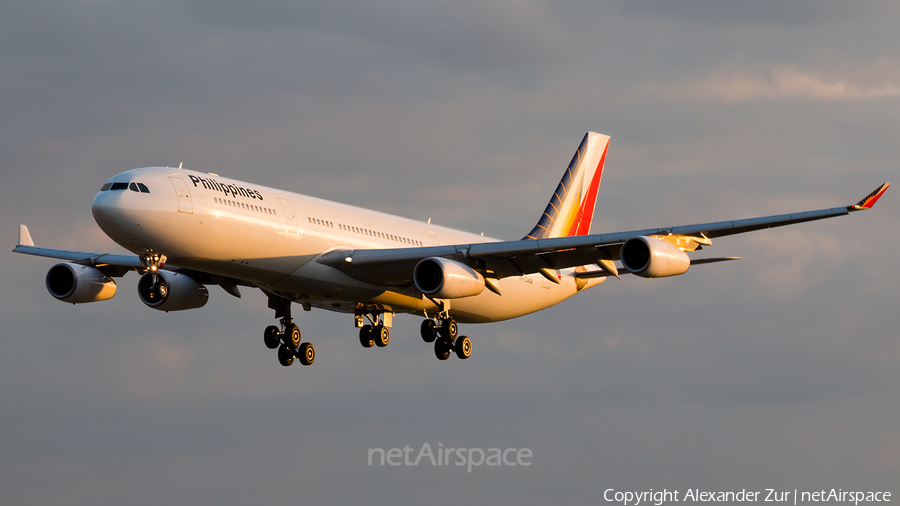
[{"xmin": 524, "ymin": 132, "xmax": 610, "ymax": 240}]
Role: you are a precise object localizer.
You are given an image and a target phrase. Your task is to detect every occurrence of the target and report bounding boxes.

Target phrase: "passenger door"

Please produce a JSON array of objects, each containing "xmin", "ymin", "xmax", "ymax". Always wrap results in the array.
[{"xmin": 168, "ymin": 177, "xmax": 193, "ymax": 214}]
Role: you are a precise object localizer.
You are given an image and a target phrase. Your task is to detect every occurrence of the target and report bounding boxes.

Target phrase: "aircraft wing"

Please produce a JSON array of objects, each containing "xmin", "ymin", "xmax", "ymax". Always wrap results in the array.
[
  {"xmin": 13, "ymin": 225, "xmax": 249, "ymax": 295},
  {"xmin": 317, "ymin": 183, "xmax": 890, "ymax": 286},
  {"xmin": 13, "ymin": 246, "xmax": 145, "ymax": 270},
  {"xmin": 13, "ymin": 225, "xmax": 144, "ymax": 275}
]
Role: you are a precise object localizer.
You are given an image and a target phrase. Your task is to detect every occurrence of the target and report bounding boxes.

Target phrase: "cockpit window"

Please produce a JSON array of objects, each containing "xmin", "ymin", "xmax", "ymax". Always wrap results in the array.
[{"xmin": 101, "ymin": 180, "xmax": 149, "ymax": 192}]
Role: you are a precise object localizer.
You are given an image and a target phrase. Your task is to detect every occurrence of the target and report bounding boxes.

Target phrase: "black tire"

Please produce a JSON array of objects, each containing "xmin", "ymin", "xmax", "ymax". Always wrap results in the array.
[
  {"xmin": 455, "ymin": 336, "xmax": 472, "ymax": 359},
  {"xmin": 298, "ymin": 342, "xmax": 315, "ymax": 366},
  {"xmin": 374, "ymin": 325, "xmax": 390, "ymax": 347},
  {"xmin": 264, "ymin": 325, "xmax": 280, "ymax": 349},
  {"xmin": 434, "ymin": 338, "xmax": 452, "ymax": 361},
  {"xmin": 286, "ymin": 324, "xmax": 301, "ymax": 349},
  {"xmin": 440, "ymin": 319, "xmax": 458, "ymax": 341},
  {"xmin": 359, "ymin": 325, "xmax": 375, "ymax": 348},
  {"xmin": 420, "ymin": 319, "xmax": 437, "ymax": 343},
  {"xmin": 277, "ymin": 343, "xmax": 294, "ymax": 366}
]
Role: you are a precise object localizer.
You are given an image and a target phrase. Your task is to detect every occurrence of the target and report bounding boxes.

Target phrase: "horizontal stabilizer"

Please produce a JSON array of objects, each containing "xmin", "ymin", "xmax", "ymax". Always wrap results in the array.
[
  {"xmin": 573, "ymin": 257, "xmax": 742, "ymax": 279},
  {"xmin": 689, "ymin": 257, "xmax": 742, "ymax": 265},
  {"xmin": 572, "ymin": 269, "xmax": 616, "ymax": 279}
]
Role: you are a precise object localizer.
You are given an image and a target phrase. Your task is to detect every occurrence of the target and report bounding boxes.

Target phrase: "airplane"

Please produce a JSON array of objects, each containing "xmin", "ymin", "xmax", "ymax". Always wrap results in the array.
[{"xmin": 13, "ymin": 132, "xmax": 890, "ymax": 367}]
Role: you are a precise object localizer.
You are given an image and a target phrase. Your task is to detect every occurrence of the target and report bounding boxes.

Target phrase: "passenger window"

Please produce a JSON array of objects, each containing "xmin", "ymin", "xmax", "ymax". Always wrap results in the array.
[
  {"xmin": 110, "ymin": 182, "xmax": 128, "ymax": 191},
  {"xmin": 137, "ymin": 183, "xmax": 150, "ymax": 193},
  {"xmin": 101, "ymin": 183, "xmax": 112, "ymax": 191}
]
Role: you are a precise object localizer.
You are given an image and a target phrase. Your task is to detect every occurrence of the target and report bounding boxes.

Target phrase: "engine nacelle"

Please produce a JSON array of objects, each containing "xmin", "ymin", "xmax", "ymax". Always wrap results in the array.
[
  {"xmin": 620, "ymin": 236, "xmax": 691, "ymax": 278},
  {"xmin": 46, "ymin": 263, "xmax": 117, "ymax": 303},
  {"xmin": 138, "ymin": 270, "xmax": 208, "ymax": 311},
  {"xmin": 413, "ymin": 257, "xmax": 485, "ymax": 299}
]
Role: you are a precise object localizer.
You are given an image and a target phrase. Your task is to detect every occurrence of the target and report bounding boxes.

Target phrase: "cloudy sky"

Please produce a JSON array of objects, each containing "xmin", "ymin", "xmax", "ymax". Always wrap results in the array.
[{"xmin": 2, "ymin": 1, "xmax": 898, "ymax": 504}]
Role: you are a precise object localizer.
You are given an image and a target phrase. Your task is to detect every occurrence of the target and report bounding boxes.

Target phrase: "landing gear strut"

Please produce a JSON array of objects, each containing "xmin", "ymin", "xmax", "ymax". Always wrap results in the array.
[{"xmin": 264, "ymin": 294, "xmax": 315, "ymax": 367}]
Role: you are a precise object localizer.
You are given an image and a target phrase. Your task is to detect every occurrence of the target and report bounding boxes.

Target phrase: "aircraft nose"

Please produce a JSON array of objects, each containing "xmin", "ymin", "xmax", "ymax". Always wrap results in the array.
[
  {"xmin": 92, "ymin": 189, "xmax": 110, "ymax": 217},
  {"xmin": 92, "ymin": 188, "xmax": 124, "ymax": 231}
]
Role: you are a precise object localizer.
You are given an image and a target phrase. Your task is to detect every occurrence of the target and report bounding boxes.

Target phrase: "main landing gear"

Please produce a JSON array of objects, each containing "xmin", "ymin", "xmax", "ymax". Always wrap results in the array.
[
  {"xmin": 421, "ymin": 317, "xmax": 472, "ymax": 361},
  {"xmin": 357, "ymin": 311, "xmax": 391, "ymax": 349},
  {"xmin": 264, "ymin": 295, "xmax": 315, "ymax": 367}
]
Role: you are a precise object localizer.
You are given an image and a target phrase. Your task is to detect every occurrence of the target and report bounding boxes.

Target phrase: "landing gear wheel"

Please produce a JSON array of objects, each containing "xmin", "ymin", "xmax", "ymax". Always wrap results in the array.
[
  {"xmin": 286, "ymin": 324, "xmax": 301, "ymax": 349},
  {"xmin": 298, "ymin": 342, "xmax": 315, "ymax": 365},
  {"xmin": 264, "ymin": 325, "xmax": 280, "ymax": 349},
  {"xmin": 359, "ymin": 326, "xmax": 375, "ymax": 348},
  {"xmin": 455, "ymin": 336, "xmax": 472, "ymax": 359},
  {"xmin": 440, "ymin": 319, "xmax": 458, "ymax": 341},
  {"xmin": 420, "ymin": 320, "xmax": 437, "ymax": 343},
  {"xmin": 277, "ymin": 343, "xmax": 294, "ymax": 366},
  {"xmin": 374, "ymin": 325, "xmax": 390, "ymax": 347},
  {"xmin": 434, "ymin": 338, "xmax": 452, "ymax": 361}
]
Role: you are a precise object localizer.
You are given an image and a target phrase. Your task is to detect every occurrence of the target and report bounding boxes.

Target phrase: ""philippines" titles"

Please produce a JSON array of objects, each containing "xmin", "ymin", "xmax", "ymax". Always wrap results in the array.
[{"xmin": 188, "ymin": 175, "xmax": 263, "ymax": 201}]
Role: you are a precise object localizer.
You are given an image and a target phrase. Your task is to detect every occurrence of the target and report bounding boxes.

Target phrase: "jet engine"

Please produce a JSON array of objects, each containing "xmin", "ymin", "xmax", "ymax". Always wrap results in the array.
[
  {"xmin": 413, "ymin": 257, "xmax": 485, "ymax": 299},
  {"xmin": 46, "ymin": 263, "xmax": 117, "ymax": 303},
  {"xmin": 620, "ymin": 236, "xmax": 691, "ymax": 278},
  {"xmin": 138, "ymin": 270, "xmax": 208, "ymax": 311}
]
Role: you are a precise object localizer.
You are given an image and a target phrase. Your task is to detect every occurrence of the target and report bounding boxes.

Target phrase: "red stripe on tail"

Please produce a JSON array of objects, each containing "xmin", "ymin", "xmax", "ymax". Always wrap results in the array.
[{"xmin": 566, "ymin": 143, "xmax": 608, "ymax": 236}]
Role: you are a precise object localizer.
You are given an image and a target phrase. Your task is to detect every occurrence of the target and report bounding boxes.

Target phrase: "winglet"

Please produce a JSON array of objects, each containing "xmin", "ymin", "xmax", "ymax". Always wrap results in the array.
[
  {"xmin": 851, "ymin": 183, "xmax": 890, "ymax": 210},
  {"xmin": 18, "ymin": 225, "xmax": 34, "ymax": 247}
]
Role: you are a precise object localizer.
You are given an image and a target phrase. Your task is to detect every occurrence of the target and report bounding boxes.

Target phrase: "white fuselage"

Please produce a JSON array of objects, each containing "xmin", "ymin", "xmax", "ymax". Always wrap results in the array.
[{"xmin": 91, "ymin": 167, "xmax": 602, "ymax": 323}]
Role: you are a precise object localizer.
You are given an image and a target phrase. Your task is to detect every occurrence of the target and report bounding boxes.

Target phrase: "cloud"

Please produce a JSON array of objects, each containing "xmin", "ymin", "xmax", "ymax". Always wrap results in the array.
[
  {"xmin": 2, "ymin": 1, "xmax": 899, "ymax": 504},
  {"xmin": 179, "ymin": 0, "xmax": 570, "ymax": 71},
  {"xmin": 745, "ymin": 230, "xmax": 846, "ymax": 297},
  {"xmin": 614, "ymin": 0, "xmax": 887, "ymax": 26},
  {"xmin": 639, "ymin": 65, "xmax": 900, "ymax": 102}
]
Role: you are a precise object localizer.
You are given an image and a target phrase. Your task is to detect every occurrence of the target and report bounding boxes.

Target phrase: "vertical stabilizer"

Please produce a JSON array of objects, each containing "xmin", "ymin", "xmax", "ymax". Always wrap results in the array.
[{"xmin": 524, "ymin": 132, "xmax": 610, "ymax": 239}]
